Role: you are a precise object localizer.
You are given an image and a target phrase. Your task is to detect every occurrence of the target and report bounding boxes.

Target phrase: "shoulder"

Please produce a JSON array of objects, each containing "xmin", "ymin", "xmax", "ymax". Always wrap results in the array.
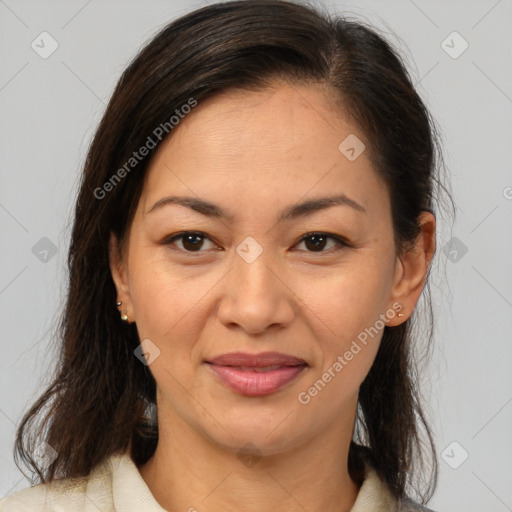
[
  {"xmin": 398, "ymin": 496, "xmax": 438, "ymax": 512},
  {"xmin": 0, "ymin": 455, "xmax": 119, "ymax": 512},
  {"xmin": 0, "ymin": 477, "xmax": 89, "ymax": 511},
  {"xmin": 350, "ymin": 443, "xmax": 439, "ymax": 512}
]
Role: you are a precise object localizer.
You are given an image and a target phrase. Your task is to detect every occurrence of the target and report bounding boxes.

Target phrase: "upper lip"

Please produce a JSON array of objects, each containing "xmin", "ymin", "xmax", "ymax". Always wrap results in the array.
[{"xmin": 206, "ymin": 351, "xmax": 307, "ymax": 367}]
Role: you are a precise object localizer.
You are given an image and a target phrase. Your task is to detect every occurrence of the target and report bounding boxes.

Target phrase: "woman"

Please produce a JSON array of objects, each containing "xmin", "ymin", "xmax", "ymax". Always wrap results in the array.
[{"xmin": 1, "ymin": 1, "xmax": 449, "ymax": 510}]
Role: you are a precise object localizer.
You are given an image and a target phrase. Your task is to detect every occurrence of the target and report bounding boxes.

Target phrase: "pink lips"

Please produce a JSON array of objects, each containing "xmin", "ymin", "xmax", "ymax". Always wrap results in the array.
[{"xmin": 205, "ymin": 351, "xmax": 308, "ymax": 397}]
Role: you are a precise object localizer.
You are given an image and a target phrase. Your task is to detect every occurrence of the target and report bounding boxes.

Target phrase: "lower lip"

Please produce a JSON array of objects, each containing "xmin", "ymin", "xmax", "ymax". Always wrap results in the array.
[{"xmin": 206, "ymin": 364, "xmax": 307, "ymax": 396}]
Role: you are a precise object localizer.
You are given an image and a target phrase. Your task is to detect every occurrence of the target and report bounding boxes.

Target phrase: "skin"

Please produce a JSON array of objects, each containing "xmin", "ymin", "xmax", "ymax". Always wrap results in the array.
[{"xmin": 109, "ymin": 82, "xmax": 436, "ymax": 512}]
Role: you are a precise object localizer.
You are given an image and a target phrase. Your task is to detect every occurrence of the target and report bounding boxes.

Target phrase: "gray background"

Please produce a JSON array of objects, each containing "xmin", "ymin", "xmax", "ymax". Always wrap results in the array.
[{"xmin": 1, "ymin": 0, "xmax": 511, "ymax": 510}]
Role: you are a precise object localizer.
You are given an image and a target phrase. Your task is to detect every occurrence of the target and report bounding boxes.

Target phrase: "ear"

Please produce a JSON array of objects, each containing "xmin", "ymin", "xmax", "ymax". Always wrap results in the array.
[
  {"xmin": 109, "ymin": 232, "xmax": 133, "ymax": 321},
  {"xmin": 386, "ymin": 211, "xmax": 436, "ymax": 326}
]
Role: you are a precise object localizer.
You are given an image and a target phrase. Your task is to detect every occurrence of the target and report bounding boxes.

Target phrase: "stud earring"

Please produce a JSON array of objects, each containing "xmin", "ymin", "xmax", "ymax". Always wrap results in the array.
[
  {"xmin": 116, "ymin": 300, "xmax": 130, "ymax": 322},
  {"xmin": 396, "ymin": 302, "xmax": 405, "ymax": 318}
]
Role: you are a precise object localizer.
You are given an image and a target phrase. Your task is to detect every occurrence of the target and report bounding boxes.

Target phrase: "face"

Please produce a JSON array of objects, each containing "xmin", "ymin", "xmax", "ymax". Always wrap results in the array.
[{"xmin": 110, "ymin": 82, "xmax": 434, "ymax": 456}]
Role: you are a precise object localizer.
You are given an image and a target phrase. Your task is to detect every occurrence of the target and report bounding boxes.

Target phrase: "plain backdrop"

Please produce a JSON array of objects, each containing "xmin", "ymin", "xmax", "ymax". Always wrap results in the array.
[{"xmin": 1, "ymin": 0, "xmax": 511, "ymax": 510}]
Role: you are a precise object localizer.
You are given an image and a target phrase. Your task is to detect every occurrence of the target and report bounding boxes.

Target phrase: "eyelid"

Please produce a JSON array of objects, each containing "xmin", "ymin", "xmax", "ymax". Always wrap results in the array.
[
  {"xmin": 293, "ymin": 231, "xmax": 352, "ymax": 251},
  {"xmin": 162, "ymin": 230, "xmax": 352, "ymax": 254},
  {"xmin": 162, "ymin": 231, "xmax": 220, "ymax": 252}
]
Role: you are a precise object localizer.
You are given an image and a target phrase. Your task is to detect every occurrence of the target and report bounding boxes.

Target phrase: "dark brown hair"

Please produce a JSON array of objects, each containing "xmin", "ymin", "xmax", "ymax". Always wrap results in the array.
[{"xmin": 14, "ymin": 0, "xmax": 451, "ymax": 505}]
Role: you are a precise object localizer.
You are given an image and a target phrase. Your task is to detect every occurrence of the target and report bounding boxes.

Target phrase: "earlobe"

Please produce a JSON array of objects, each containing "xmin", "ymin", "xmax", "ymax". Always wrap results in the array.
[{"xmin": 387, "ymin": 211, "xmax": 436, "ymax": 325}]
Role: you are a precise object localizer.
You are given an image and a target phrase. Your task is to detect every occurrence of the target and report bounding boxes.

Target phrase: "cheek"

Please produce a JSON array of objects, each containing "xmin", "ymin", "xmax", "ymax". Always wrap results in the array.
[
  {"xmin": 128, "ymin": 261, "xmax": 208, "ymax": 394},
  {"xmin": 127, "ymin": 247, "xmax": 209, "ymax": 341},
  {"xmin": 294, "ymin": 258, "xmax": 392, "ymax": 338},
  {"xmin": 296, "ymin": 273, "xmax": 386, "ymax": 414},
  {"xmin": 291, "ymin": 255, "xmax": 393, "ymax": 401}
]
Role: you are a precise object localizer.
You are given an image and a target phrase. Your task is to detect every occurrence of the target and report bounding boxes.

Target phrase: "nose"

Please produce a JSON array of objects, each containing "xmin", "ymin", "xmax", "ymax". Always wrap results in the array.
[{"xmin": 216, "ymin": 246, "xmax": 295, "ymax": 335}]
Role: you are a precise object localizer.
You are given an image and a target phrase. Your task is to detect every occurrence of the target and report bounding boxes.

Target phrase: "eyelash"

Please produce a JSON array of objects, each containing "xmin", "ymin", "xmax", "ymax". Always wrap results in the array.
[{"xmin": 162, "ymin": 231, "xmax": 351, "ymax": 255}]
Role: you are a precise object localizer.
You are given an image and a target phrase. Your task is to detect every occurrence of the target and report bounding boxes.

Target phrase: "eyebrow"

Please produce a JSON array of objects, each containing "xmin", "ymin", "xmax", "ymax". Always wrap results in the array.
[{"xmin": 146, "ymin": 194, "xmax": 366, "ymax": 221}]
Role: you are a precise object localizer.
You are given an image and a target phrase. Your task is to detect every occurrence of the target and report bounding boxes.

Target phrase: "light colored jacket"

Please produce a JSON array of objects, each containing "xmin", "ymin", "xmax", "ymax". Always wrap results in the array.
[{"xmin": 1, "ymin": 450, "xmax": 437, "ymax": 511}]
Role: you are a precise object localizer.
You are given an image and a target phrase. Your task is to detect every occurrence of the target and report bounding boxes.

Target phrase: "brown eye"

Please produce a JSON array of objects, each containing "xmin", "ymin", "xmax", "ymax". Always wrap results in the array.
[
  {"xmin": 165, "ymin": 232, "xmax": 217, "ymax": 252},
  {"xmin": 181, "ymin": 233, "xmax": 205, "ymax": 251},
  {"xmin": 296, "ymin": 233, "xmax": 349, "ymax": 253}
]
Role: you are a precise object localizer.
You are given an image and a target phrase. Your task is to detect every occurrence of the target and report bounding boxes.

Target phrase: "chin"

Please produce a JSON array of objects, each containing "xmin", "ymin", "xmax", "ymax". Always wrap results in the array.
[{"xmin": 204, "ymin": 418, "xmax": 304, "ymax": 457}]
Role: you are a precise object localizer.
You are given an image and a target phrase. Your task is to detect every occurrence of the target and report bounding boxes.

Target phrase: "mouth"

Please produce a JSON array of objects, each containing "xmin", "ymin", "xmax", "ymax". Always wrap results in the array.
[
  {"xmin": 230, "ymin": 364, "xmax": 298, "ymax": 372},
  {"xmin": 205, "ymin": 351, "xmax": 308, "ymax": 368},
  {"xmin": 204, "ymin": 352, "xmax": 308, "ymax": 396}
]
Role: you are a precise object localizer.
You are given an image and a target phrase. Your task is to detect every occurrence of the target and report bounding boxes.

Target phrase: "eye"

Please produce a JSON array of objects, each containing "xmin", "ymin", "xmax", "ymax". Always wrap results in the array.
[
  {"xmin": 164, "ymin": 231, "xmax": 218, "ymax": 253},
  {"xmin": 162, "ymin": 231, "xmax": 350, "ymax": 255},
  {"xmin": 294, "ymin": 232, "xmax": 350, "ymax": 253}
]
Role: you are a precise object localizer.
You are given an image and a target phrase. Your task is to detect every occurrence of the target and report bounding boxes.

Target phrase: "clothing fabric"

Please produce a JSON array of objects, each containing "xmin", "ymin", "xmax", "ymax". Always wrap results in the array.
[{"xmin": 1, "ymin": 448, "xmax": 436, "ymax": 511}]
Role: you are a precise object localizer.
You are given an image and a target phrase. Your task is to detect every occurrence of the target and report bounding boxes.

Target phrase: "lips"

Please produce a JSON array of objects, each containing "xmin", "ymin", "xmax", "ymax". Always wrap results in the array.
[
  {"xmin": 206, "ymin": 351, "xmax": 307, "ymax": 368},
  {"xmin": 205, "ymin": 351, "xmax": 308, "ymax": 396}
]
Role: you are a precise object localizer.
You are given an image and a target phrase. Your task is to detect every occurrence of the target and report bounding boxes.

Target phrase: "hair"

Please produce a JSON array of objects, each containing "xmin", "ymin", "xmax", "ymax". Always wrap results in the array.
[{"xmin": 14, "ymin": 0, "xmax": 452, "ymax": 505}]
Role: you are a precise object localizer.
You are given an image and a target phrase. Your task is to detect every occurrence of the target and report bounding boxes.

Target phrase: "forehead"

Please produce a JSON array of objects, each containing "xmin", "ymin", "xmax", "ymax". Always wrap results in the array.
[
  {"xmin": 139, "ymin": 82, "xmax": 388, "ymax": 220},
  {"xmin": 161, "ymin": 83, "xmax": 350, "ymax": 163}
]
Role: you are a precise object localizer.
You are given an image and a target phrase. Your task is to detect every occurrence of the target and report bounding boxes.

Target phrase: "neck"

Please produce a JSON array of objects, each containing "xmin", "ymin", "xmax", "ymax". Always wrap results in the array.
[{"xmin": 138, "ymin": 398, "xmax": 361, "ymax": 512}]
